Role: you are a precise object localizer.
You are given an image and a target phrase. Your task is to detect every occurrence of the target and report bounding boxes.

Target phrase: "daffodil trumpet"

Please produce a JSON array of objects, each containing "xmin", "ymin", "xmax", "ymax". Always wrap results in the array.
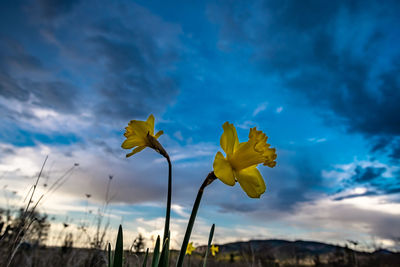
[
  {"xmin": 121, "ymin": 114, "xmax": 172, "ymax": 245},
  {"xmin": 176, "ymin": 172, "xmax": 217, "ymax": 267}
]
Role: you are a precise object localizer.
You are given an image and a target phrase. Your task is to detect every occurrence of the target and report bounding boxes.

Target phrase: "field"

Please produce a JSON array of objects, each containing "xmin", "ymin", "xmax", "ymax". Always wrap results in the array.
[{"xmin": 2, "ymin": 237, "xmax": 400, "ymax": 266}]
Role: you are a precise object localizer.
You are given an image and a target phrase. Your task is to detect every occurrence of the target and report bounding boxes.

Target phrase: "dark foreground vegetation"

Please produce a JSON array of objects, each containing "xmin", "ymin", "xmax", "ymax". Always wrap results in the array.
[{"xmin": 2, "ymin": 233, "xmax": 400, "ymax": 266}]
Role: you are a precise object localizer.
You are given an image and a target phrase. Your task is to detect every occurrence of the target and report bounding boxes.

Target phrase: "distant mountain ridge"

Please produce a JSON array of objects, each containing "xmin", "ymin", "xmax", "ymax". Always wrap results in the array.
[{"xmin": 196, "ymin": 239, "xmax": 400, "ymax": 266}]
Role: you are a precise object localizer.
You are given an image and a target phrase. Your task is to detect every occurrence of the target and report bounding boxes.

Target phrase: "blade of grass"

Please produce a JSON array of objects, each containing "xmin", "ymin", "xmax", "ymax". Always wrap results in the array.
[
  {"xmin": 24, "ymin": 155, "xmax": 48, "ymax": 214},
  {"xmin": 202, "ymin": 224, "xmax": 215, "ymax": 267},
  {"xmin": 7, "ymin": 156, "xmax": 48, "ymax": 267},
  {"xmin": 142, "ymin": 248, "xmax": 149, "ymax": 267},
  {"xmin": 151, "ymin": 235, "xmax": 161, "ymax": 267},
  {"xmin": 113, "ymin": 225, "xmax": 123, "ymax": 267}
]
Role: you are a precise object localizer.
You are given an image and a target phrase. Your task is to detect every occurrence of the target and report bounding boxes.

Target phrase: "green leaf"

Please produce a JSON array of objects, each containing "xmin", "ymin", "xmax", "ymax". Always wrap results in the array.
[
  {"xmin": 113, "ymin": 225, "xmax": 124, "ymax": 267},
  {"xmin": 108, "ymin": 243, "xmax": 113, "ymax": 267},
  {"xmin": 151, "ymin": 235, "xmax": 161, "ymax": 267},
  {"xmin": 158, "ymin": 231, "xmax": 170, "ymax": 267},
  {"xmin": 202, "ymin": 224, "xmax": 215, "ymax": 267},
  {"xmin": 142, "ymin": 248, "xmax": 149, "ymax": 267}
]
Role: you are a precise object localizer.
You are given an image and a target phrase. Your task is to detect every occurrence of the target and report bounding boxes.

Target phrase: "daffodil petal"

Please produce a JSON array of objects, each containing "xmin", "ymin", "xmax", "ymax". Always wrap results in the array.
[
  {"xmin": 121, "ymin": 136, "xmax": 147, "ymax": 149},
  {"xmin": 146, "ymin": 114, "xmax": 155, "ymax": 135},
  {"xmin": 126, "ymin": 146, "xmax": 146, "ymax": 157},
  {"xmin": 213, "ymin": 151, "xmax": 235, "ymax": 186},
  {"xmin": 220, "ymin": 122, "xmax": 239, "ymax": 156},
  {"xmin": 236, "ymin": 166, "xmax": 266, "ymax": 198},
  {"xmin": 155, "ymin": 130, "xmax": 163, "ymax": 139},
  {"xmin": 129, "ymin": 120, "xmax": 152, "ymax": 136}
]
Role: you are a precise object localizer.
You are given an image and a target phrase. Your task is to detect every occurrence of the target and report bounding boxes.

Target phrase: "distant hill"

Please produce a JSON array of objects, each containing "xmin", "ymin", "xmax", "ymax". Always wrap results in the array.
[{"xmin": 195, "ymin": 239, "xmax": 400, "ymax": 266}]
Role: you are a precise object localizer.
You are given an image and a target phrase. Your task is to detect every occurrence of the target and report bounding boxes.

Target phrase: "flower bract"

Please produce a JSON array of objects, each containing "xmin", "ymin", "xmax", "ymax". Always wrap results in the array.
[{"xmin": 213, "ymin": 122, "xmax": 277, "ymax": 198}]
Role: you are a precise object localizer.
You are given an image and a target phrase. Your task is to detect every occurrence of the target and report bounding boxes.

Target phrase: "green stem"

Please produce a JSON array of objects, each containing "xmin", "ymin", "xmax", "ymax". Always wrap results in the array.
[
  {"xmin": 163, "ymin": 156, "xmax": 172, "ymax": 244},
  {"xmin": 176, "ymin": 172, "xmax": 217, "ymax": 267}
]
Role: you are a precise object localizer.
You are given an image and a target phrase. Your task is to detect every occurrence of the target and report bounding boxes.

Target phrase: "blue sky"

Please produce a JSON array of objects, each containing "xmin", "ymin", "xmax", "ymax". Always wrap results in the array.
[{"xmin": 1, "ymin": 0, "xmax": 400, "ymax": 250}]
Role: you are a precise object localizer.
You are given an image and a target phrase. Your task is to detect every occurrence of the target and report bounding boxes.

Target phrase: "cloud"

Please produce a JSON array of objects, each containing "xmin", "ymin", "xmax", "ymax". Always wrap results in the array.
[
  {"xmin": 0, "ymin": 136, "xmax": 216, "ymax": 207},
  {"xmin": 307, "ymin": 137, "xmax": 327, "ymax": 143},
  {"xmin": 213, "ymin": 148, "xmax": 327, "ymax": 214},
  {"xmin": 0, "ymin": 36, "xmax": 66, "ymax": 108},
  {"xmin": 252, "ymin": 102, "xmax": 267, "ymax": 116},
  {"xmin": 389, "ymin": 140, "xmax": 400, "ymax": 161},
  {"xmin": 173, "ymin": 131, "xmax": 184, "ymax": 141},
  {"xmin": 292, "ymin": 196, "xmax": 400, "ymax": 245},
  {"xmin": 0, "ymin": 0, "xmax": 182, "ymax": 135},
  {"xmin": 35, "ymin": 0, "xmax": 81, "ymax": 19},
  {"xmin": 323, "ymin": 159, "xmax": 400, "ymax": 200},
  {"xmin": 218, "ymin": 202, "xmax": 258, "ymax": 213},
  {"xmin": 352, "ymin": 166, "xmax": 386, "ymax": 183},
  {"xmin": 208, "ymin": 0, "xmax": 400, "ymax": 157},
  {"xmin": 0, "ymin": 36, "xmax": 80, "ymax": 123},
  {"xmin": 0, "ymin": 72, "xmax": 28, "ymax": 101}
]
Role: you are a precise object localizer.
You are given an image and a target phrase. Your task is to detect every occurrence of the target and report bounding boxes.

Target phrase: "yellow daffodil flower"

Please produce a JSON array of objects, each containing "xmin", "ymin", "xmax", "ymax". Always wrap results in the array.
[
  {"xmin": 210, "ymin": 244, "xmax": 219, "ymax": 256},
  {"xmin": 213, "ymin": 122, "xmax": 277, "ymax": 198},
  {"xmin": 186, "ymin": 242, "xmax": 196, "ymax": 255},
  {"xmin": 121, "ymin": 114, "xmax": 164, "ymax": 157}
]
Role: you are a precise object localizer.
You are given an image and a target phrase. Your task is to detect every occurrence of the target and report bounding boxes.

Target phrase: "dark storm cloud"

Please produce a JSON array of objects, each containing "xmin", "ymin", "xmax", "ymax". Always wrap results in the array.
[
  {"xmin": 0, "ymin": 0, "xmax": 182, "ymax": 205},
  {"xmin": 0, "ymin": 36, "xmax": 79, "ymax": 115},
  {"xmin": 385, "ymin": 187, "xmax": 400, "ymax": 194},
  {"xmin": 88, "ymin": 10, "xmax": 181, "ymax": 121},
  {"xmin": 353, "ymin": 166, "xmax": 386, "ymax": 183},
  {"xmin": 333, "ymin": 191, "xmax": 377, "ymax": 201},
  {"xmin": 268, "ymin": 159, "xmax": 325, "ymax": 211},
  {"xmin": 213, "ymin": 152, "xmax": 326, "ymax": 213},
  {"xmin": 27, "ymin": 0, "xmax": 181, "ymax": 122},
  {"xmin": 0, "ymin": 71, "xmax": 29, "ymax": 101},
  {"xmin": 0, "ymin": 0, "xmax": 181, "ymax": 125},
  {"xmin": 0, "ymin": 37, "xmax": 44, "ymax": 72},
  {"xmin": 208, "ymin": 0, "xmax": 400, "ymax": 156},
  {"xmin": 334, "ymin": 164, "xmax": 400, "ymax": 200},
  {"xmin": 218, "ymin": 202, "xmax": 258, "ymax": 213},
  {"xmin": 36, "ymin": 0, "xmax": 81, "ymax": 19},
  {"xmin": 0, "ymin": 37, "xmax": 42, "ymax": 102},
  {"xmin": 89, "ymin": 32, "xmax": 179, "ymax": 120},
  {"xmin": 389, "ymin": 140, "xmax": 400, "ymax": 161},
  {"xmin": 26, "ymin": 80, "xmax": 78, "ymax": 113}
]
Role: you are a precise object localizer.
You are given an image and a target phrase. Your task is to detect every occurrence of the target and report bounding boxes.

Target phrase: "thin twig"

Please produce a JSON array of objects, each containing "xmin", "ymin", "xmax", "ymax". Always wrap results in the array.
[{"xmin": 25, "ymin": 156, "xmax": 48, "ymax": 214}]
